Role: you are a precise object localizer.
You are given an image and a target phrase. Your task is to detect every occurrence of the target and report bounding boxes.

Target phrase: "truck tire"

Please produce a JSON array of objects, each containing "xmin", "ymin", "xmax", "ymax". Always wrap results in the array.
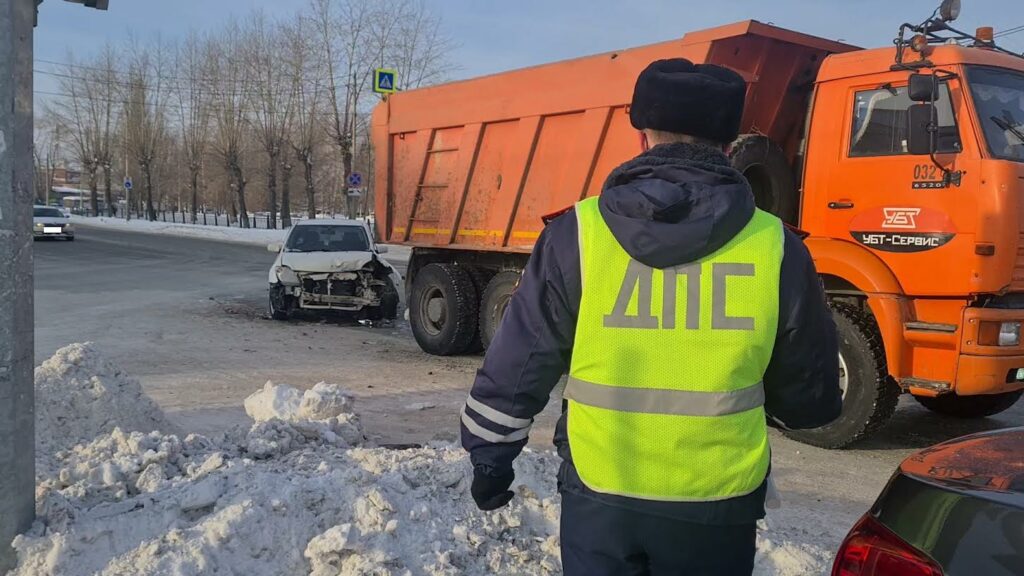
[
  {"xmin": 479, "ymin": 271, "xmax": 521, "ymax": 349},
  {"xmin": 915, "ymin": 390, "xmax": 1023, "ymax": 418},
  {"xmin": 729, "ymin": 135, "xmax": 798, "ymax": 225},
  {"xmin": 464, "ymin": 268, "xmax": 496, "ymax": 354},
  {"xmin": 783, "ymin": 303, "xmax": 901, "ymax": 449},
  {"xmin": 410, "ymin": 263, "xmax": 479, "ymax": 356}
]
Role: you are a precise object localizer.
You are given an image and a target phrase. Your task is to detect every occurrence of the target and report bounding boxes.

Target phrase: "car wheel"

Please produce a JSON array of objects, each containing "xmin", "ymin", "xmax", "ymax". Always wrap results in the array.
[
  {"xmin": 479, "ymin": 271, "xmax": 520, "ymax": 350},
  {"xmin": 783, "ymin": 302, "xmax": 901, "ymax": 448},
  {"xmin": 409, "ymin": 263, "xmax": 478, "ymax": 356},
  {"xmin": 268, "ymin": 285, "xmax": 292, "ymax": 321},
  {"xmin": 915, "ymin": 390, "xmax": 1023, "ymax": 418}
]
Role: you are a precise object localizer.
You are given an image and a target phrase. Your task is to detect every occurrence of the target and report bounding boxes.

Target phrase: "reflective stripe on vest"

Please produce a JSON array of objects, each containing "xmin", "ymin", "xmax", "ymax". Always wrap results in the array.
[{"xmin": 567, "ymin": 196, "xmax": 783, "ymax": 502}]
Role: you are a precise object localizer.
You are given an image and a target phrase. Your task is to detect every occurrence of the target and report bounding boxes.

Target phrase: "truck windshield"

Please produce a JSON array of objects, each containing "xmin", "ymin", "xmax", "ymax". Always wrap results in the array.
[
  {"xmin": 967, "ymin": 66, "xmax": 1024, "ymax": 163},
  {"xmin": 285, "ymin": 225, "xmax": 370, "ymax": 252}
]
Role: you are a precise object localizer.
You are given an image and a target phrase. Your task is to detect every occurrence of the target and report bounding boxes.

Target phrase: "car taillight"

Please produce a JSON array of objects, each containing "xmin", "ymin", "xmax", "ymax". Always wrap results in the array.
[{"xmin": 833, "ymin": 515, "xmax": 943, "ymax": 576}]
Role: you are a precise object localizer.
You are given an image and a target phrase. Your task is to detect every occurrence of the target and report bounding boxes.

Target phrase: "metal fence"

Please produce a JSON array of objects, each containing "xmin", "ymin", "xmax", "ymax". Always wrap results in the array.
[
  {"xmin": 73, "ymin": 208, "xmax": 303, "ymax": 229},
  {"xmin": 71, "ymin": 208, "xmax": 378, "ymax": 238}
]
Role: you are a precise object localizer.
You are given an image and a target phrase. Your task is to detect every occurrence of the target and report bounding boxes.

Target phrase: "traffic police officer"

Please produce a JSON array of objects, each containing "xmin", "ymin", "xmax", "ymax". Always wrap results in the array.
[{"xmin": 461, "ymin": 58, "xmax": 842, "ymax": 575}]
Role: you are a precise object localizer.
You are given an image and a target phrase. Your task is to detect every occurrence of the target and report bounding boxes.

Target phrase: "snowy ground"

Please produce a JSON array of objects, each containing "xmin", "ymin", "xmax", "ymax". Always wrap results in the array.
[
  {"xmin": 70, "ymin": 215, "xmax": 289, "ymax": 247},
  {"xmin": 12, "ymin": 344, "xmax": 834, "ymax": 575},
  {"xmin": 69, "ymin": 216, "xmax": 413, "ymax": 262},
  {"xmin": 32, "ymin": 225, "xmax": 1024, "ymax": 574}
]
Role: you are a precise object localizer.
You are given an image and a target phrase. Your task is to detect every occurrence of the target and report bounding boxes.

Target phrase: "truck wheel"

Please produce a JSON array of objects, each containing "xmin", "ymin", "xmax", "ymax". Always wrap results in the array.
[
  {"xmin": 464, "ymin": 268, "xmax": 496, "ymax": 354},
  {"xmin": 915, "ymin": 390, "xmax": 1023, "ymax": 418},
  {"xmin": 410, "ymin": 263, "xmax": 479, "ymax": 356},
  {"xmin": 729, "ymin": 135, "xmax": 798, "ymax": 225},
  {"xmin": 783, "ymin": 303, "xmax": 900, "ymax": 448},
  {"xmin": 479, "ymin": 271, "xmax": 521, "ymax": 349},
  {"xmin": 268, "ymin": 285, "xmax": 292, "ymax": 321}
]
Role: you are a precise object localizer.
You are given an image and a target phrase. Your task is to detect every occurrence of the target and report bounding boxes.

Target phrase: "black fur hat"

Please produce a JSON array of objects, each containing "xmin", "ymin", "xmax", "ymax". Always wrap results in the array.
[{"xmin": 629, "ymin": 58, "xmax": 747, "ymax": 144}]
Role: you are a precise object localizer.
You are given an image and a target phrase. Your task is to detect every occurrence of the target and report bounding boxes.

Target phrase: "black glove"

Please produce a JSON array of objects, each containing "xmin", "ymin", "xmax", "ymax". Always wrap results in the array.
[{"xmin": 471, "ymin": 468, "xmax": 515, "ymax": 511}]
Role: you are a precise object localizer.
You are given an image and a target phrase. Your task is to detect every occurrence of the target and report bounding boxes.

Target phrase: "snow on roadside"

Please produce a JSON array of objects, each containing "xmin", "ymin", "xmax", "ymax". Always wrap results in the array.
[
  {"xmin": 15, "ymin": 346, "xmax": 833, "ymax": 575},
  {"xmin": 71, "ymin": 215, "xmax": 287, "ymax": 247},
  {"xmin": 35, "ymin": 343, "xmax": 174, "ymax": 458},
  {"xmin": 70, "ymin": 215, "xmax": 413, "ymax": 263}
]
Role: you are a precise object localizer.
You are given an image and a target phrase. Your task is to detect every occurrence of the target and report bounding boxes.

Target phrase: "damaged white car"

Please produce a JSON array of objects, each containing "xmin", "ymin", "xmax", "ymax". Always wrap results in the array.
[{"xmin": 267, "ymin": 219, "xmax": 402, "ymax": 321}]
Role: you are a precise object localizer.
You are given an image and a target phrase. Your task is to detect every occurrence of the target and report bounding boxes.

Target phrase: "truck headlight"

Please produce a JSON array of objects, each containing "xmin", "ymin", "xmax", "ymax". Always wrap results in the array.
[
  {"xmin": 980, "ymin": 321, "xmax": 1021, "ymax": 346},
  {"xmin": 999, "ymin": 322, "xmax": 1021, "ymax": 347},
  {"xmin": 275, "ymin": 265, "xmax": 300, "ymax": 285}
]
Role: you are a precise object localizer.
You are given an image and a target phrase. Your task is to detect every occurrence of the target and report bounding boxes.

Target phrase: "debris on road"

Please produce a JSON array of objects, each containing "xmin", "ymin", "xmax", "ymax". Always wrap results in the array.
[{"xmin": 13, "ymin": 345, "xmax": 833, "ymax": 575}]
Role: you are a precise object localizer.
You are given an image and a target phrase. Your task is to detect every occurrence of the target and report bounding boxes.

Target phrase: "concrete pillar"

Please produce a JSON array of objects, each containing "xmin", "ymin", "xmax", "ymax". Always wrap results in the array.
[{"xmin": 0, "ymin": 0, "xmax": 36, "ymax": 570}]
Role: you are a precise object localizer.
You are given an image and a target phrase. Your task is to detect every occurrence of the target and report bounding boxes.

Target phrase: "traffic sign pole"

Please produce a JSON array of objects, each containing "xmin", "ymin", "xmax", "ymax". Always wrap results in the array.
[{"xmin": 124, "ymin": 177, "xmax": 133, "ymax": 220}]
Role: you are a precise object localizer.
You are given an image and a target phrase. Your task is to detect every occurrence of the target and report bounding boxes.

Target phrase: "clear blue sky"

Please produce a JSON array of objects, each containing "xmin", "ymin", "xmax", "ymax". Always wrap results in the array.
[{"xmin": 33, "ymin": 0, "xmax": 1024, "ymax": 100}]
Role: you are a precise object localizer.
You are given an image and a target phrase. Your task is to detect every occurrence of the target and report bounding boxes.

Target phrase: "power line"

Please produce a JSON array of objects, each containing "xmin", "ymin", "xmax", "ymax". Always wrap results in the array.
[
  {"xmin": 995, "ymin": 25, "xmax": 1024, "ymax": 38},
  {"xmin": 34, "ymin": 67, "xmax": 335, "ymax": 100}
]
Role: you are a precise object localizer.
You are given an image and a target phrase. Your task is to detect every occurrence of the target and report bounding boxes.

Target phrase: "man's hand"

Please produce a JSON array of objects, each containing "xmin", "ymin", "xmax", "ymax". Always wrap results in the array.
[{"xmin": 471, "ymin": 468, "xmax": 515, "ymax": 511}]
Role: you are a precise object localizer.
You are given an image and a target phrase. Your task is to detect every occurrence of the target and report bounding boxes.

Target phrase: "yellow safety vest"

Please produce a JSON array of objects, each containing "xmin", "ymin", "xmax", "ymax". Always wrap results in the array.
[{"xmin": 567, "ymin": 196, "xmax": 783, "ymax": 501}]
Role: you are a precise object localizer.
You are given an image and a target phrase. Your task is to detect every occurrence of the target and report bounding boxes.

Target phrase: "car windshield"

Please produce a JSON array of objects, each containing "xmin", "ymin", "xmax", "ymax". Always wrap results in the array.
[
  {"xmin": 34, "ymin": 207, "xmax": 64, "ymax": 218},
  {"xmin": 968, "ymin": 66, "xmax": 1024, "ymax": 163},
  {"xmin": 285, "ymin": 225, "xmax": 370, "ymax": 252}
]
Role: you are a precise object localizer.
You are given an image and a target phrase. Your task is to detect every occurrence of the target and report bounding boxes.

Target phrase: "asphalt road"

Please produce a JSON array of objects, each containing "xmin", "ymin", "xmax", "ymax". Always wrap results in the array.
[{"xmin": 32, "ymin": 224, "xmax": 1024, "ymax": 551}]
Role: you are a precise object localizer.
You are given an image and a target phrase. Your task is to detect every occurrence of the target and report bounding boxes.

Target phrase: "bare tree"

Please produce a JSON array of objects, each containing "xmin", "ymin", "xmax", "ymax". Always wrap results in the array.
[
  {"xmin": 311, "ymin": 0, "xmax": 372, "ymax": 198},
  {"xmin": 380, "ymin": 0, "xmax": 453, "ymax": 91},
  {"xmin": 210, "ymin": 26, "xmax": 252, "ymax": 227},
  {"xmin": 245, "ymin": 14, "xmax": 295, "ymax": 229},
  {"xmin": 124, "ymin": 39, "xmax": 170, "ymax": 221},
  {"xmin": 91, "ymin": 46, "xmax": 121, "ymax": 217},
  {"xmin": 33, "ymin": 118, "xmax": 61, "ymax": 204},
  {"xmin": 51, "ymin": 55, "xmax": 102, "ymax": 215},
  {"xmin": 312, "ymin": 0, "xmax": 453, "ymax": 217},
  {"xmin": 174, "ymin": 31, "xmax": 213, "ymax": 223},
  {"xmin": 284, "ymin": 13, "xmax": 326, "ymax": 219}
]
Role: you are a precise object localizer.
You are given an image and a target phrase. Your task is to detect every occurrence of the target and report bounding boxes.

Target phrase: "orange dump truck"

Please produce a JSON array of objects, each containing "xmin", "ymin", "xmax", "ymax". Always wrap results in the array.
[{"xmin": 372, "ymin": 3, "xmax": 1024, "ymax": 447}]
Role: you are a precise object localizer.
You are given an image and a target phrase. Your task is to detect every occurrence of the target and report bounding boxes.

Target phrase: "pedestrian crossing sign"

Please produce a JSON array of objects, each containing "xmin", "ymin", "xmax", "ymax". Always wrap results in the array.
[{"xmin": 374, "ymin": 68, "xmax": 397, "ymax": 94}]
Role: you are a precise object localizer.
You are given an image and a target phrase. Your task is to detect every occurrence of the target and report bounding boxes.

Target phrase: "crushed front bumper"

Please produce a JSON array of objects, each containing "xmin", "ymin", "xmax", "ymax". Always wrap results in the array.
[{"xmin": 293, "ymin": 271, "xmax": 384, "ymax": 312}]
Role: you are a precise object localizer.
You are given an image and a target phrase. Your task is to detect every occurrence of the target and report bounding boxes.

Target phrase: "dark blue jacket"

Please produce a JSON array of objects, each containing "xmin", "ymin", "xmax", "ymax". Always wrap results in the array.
[{"xmin": 461, "ymin": 142, "xmax": 842, "ymax": 524}]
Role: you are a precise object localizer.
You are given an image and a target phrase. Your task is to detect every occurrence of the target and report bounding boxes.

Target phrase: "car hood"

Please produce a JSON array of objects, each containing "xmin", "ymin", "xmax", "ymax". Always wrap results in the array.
[
  {"xmin": 280, "ymin": 251, "xmax": 378, "ymax": 273},
  {"xmin": 34, "ymin": 217, "xmax": 68, "ymax": 225},
  {"xmin": 900, "ymin": 427, "xmax": 1024, "ymax": 501}
]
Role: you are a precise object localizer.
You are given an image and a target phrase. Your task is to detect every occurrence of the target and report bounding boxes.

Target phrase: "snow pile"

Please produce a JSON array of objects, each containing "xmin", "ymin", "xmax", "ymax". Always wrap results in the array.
[
  {"xmin": 14, "ymin": 346, "xmax": 833, "ymax": 575},
  {"xmin": 242, "ymin": 381, "xmax": 366, "ymax": 458},
  {"xmin": 70, "ymin": 215, "xmax": 412, "ymax": 261},
  {"xmin": 34, "ymin": 343, "xmax": 174, "ymax": 455},
  {"xmin": 71, "ymin": 215, "xmax": 288, "ymax": 246}
]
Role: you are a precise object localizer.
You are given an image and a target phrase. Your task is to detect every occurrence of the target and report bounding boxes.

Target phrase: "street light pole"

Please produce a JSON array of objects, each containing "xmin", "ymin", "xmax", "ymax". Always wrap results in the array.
[
  {"xmin": 0, "ymin": 0, "xmax": 37, "ymax": 570},
  {"xmin": 1, "ymin": 1, "xmax": 109, "ymax": 569}
]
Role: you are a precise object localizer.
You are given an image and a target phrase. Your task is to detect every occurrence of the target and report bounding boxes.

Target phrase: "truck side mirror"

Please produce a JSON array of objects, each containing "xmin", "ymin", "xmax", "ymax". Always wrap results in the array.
[
  {"xmin": 907, "ymin": 104, "xmax": 934, "ymax": 155},
  {"xmin": 908, "ymin": 74, "xmax": 938, "ymax": 102}
]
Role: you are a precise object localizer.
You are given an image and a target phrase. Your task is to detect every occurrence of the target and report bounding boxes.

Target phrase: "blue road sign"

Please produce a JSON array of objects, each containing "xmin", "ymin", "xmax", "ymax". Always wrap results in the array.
[
  {"xmin": 124, "ymin": 177, "xmax": 133, "ymax": 191},
  {"xmin": 373, "ymin": 68, "xmax": 397, "ymax": 94},
  {"xmin": 347, "ymin": 173, "xmax": 362, "ymax": 187}
]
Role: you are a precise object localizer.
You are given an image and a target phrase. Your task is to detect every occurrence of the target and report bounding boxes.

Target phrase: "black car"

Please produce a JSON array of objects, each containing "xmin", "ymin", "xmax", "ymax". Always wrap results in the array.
[{"xmin": 833, "ymin": 428, "xmax": 1024, "ymax": 575}]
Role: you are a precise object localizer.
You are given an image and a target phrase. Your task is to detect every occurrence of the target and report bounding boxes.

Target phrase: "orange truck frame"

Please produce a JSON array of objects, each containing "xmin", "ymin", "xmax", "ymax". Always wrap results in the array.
[{"xmin": 372, "ymin": 2, "xmax": 1024, "ymax": 446}]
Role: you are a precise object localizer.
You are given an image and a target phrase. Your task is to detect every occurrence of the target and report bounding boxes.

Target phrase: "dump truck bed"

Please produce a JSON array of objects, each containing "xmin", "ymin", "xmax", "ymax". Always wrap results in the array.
[{"xmin": 372, "ymin": 20, "xmax": 856, "ymax": 252}]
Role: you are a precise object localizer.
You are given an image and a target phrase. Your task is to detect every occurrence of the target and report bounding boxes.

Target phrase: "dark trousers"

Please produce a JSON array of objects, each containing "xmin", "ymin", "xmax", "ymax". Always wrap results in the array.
[{"xmin": 560, "ymin": 491, "xmax": 757, "ymax": 576}]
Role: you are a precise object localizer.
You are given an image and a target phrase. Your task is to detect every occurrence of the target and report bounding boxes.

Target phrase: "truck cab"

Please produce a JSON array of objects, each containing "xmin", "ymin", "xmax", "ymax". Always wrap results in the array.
[{"xmin": 788, "ymin": 29, "xmax": 1024, "ymax": 447}]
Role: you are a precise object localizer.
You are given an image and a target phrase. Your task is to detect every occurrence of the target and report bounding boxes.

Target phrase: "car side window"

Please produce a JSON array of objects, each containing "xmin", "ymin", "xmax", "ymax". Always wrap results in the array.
[{"xmin": 849, "ymin": 85, "xmax": 961, "ymax": 157}]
